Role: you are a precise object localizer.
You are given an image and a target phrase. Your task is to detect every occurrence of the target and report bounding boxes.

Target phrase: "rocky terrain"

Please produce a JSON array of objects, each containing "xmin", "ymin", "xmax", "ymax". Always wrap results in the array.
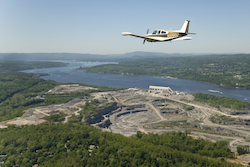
[{"xmin": 2, "ymin": 84, "xmax": 250, "ymax": 164}]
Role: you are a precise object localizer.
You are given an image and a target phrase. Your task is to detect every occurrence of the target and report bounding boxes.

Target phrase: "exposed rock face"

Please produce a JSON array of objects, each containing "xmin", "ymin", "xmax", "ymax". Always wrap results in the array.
[
  {"xmin": 86, "ymin": 102, "xmax": 119, "ymax": 125},
  {"xmin": 219, "ymin": 106, "xmax": 250, "ymax": 115},
  {"xmin": 86, "ymin": 103, "xmax": 147, "ymax": 128},
  {"xmin": 117, "ymin": 110, "xmax": 147, "ymax": 117},
  {"xmin": 99, "ymin": 102, "xmax": 119, "ymax": 115},
  {"xmin": 214, "ymin": 119, "xmax": 250, "ymax": 126},
  {"xmin": 162, "ymin": 110, "xmax": 179, "ymax": 114},
  {"xmin": 86, "ymin": 114, "xmax": 104, "ymax": 124},
  {"xmin": 97, "ymin": 119, "xmax": 112, "ymax": 128},
  {"xmin": 231, "ymin": 111, "xmax": 249, "ymax": 115},
  {"xmin": 123, "ymin": 104, "xmax": 146, "ymax": 110},
  {"xmin": 117, "ymin": 112, "xmax": 131, "ymax": 117},
  {"xmin": 190, "ymin": 123, "xmax": 242, "ymax": 136}
]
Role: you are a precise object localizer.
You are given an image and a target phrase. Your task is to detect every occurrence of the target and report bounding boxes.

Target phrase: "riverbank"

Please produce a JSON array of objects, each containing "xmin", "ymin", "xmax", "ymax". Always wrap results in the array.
[
  {"xmin": 21, "ymin": 61, "xmax": 250, "ymax": 103},
  {"xmin": 85, "ymin": 54, "xmax": 250, "ymax": 89}
]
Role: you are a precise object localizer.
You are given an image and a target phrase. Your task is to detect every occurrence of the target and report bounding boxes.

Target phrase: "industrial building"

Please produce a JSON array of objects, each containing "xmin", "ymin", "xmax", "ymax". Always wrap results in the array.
[{"xmin": 148, "ymin": 86, "xmax": 175, "ymax": 95}]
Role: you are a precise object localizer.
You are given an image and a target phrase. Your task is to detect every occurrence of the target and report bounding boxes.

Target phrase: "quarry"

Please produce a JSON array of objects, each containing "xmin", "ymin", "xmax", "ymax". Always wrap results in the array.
[{"xmin": 1, "ymin": 84, "xmax": 250, "ymax": 162}]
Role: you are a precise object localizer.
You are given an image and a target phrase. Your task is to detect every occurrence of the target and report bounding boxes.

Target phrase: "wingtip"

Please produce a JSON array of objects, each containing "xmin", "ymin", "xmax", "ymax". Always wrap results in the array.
[{"xmin": 121, "ymin": 32, "xmax": 132, "ymax": 36}]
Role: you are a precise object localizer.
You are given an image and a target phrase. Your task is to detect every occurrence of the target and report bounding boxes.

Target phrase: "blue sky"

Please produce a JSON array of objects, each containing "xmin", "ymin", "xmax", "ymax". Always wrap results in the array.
[{"xmin": 0, "ymin": 0, "xmax": 250, "ymax": 54}]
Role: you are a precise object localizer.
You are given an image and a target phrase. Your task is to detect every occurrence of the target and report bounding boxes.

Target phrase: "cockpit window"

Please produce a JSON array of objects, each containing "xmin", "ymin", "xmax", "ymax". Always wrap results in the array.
[
  {"xmin": 158, "ymin": 30, "xmax": 161, "ymax": 34},
  {"xmin": 152, "ymin": 30, "xmax": 157, "ymax": 34},
  {"xmin": 161, "ymin": 31, "xmax": 166, "ymax": 34}
]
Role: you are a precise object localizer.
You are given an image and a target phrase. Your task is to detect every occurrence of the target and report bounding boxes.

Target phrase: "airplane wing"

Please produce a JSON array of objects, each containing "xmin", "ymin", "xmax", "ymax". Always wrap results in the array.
[
  {"xmin": 121, "ymin": 32, "xmax": 160, "ymax": 42},
  {"xmin": 121, "ymin": 32, "xmax": 145, "ymax": 39}
]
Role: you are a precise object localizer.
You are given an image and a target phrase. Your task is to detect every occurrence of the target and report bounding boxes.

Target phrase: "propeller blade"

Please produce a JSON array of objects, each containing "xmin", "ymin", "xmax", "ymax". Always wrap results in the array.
[{"xmin": 143, "ymin": 29, "xmax": 149, "ymax": 44}]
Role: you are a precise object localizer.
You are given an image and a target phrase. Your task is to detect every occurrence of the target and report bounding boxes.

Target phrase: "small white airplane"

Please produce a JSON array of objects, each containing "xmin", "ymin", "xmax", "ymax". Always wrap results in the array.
[{"xmin": 122, "ymin": 20, "xmax": 195, "ymax": 44}]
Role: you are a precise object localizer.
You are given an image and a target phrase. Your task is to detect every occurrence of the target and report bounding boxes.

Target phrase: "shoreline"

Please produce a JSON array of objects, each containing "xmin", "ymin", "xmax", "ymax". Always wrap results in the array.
[{"xmin": 84, "ymin": 70, "xmax": 248, "ymax": 90}]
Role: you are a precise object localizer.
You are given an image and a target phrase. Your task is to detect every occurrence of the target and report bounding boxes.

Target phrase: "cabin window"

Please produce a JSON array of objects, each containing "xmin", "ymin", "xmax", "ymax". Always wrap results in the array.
[
  {"xmin": 158, "ymin": 30, "xmax": 161, "ymax": 34},
  {"xmin": 161, "ymin": 31, "xmax": 166, "ymax": 34},
  {"xmin": 152, "ymin": 30, "xmax": 157, "ymax": 34}
]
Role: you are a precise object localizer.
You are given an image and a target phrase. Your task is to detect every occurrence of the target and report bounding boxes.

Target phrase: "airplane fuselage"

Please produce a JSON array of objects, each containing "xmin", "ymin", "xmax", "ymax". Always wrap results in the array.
[{"xmin": 145, "ymin": 30, "xmax": 187, "ymax": 42}]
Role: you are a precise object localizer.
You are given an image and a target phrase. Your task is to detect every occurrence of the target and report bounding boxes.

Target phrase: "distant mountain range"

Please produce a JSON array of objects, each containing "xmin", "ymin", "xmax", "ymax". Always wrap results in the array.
[{"xmin": 0, "ymin": 52, "xmax": 205, "ymax": 62}]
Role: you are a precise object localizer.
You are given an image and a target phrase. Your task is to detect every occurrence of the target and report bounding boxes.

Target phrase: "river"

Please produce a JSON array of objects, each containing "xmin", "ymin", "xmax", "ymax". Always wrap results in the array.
[{"xmin": 21, "ymin": 61, "xmax": 250, "ymax": 102}]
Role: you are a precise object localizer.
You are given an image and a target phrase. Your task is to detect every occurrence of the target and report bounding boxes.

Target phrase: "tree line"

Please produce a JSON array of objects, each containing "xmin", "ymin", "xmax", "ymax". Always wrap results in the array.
[{"xmin": 193, "ymin": 93, "xmax": 250, "ymax": 110}]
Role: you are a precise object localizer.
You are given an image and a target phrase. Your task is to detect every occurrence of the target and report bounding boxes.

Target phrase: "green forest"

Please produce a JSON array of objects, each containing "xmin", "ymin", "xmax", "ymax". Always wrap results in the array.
[
  {"xmin": 0, "ymin": 61, "xmax": 245, "ymax": 166},
  {"xmin": 0, "ymin": 61, "xmax": 65, "ymax": 121},
  {"xmin": 85, "ymin": 54, "xmax": 250, "ymax": 89},
  {"xmin": 0, "ymin": 123, "xmax": 241, "ymax": 167},
  {"xmin": 0, "ymin": 61, "xmax": 121, "ymax": 122}
]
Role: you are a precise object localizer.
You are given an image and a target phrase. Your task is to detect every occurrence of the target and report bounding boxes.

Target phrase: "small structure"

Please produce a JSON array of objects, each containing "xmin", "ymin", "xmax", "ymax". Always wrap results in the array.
[
  {"xmin": 88, "ymin": 145, "xmax": 99, "ymax": 155},
  {"xmin": 89, "ymin": 145, "xmax": 96, "ymax": 150},
  {"xmin": 148, "ymin": 86, "xmax": 175, "ymax": 95}
]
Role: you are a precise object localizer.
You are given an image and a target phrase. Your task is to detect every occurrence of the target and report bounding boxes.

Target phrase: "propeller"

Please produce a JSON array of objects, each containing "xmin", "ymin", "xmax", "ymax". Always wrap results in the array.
[{"xmin": 143, "ymin": 29, "xmax": 149, "ymax": 44}]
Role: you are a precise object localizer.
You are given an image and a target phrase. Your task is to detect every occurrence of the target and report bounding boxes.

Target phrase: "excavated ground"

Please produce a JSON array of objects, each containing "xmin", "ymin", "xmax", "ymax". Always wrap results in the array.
[
  {"xmin": 92, "ymin": 88, "xmax": 250, "ymax": 155},
  {"xmin": 2, "ymin": 85, "xmax": 250, "ymax": 162}
]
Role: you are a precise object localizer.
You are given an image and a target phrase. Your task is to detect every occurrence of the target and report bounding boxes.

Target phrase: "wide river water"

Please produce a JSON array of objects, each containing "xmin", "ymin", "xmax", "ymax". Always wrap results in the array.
[{"xmin": 21, "ymin": 61, "xmax": 250, "ymax": 102}]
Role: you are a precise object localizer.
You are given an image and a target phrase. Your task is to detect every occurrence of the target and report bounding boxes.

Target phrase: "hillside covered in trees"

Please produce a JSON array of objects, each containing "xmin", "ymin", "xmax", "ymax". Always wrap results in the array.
[
  {"xmin": 0, "ymin": 61, "xmax": 121, "ymax": 122},
  {"xmin": 0, "ymin": 61, "xmax": 65, "ymax": 121},
  {"xmin": 85, "ymin": 54, "xmax": 250, "ymax": 89},
  {"xmin": 0, "ymin": 123, "xmax": 241, "ymax": 167}
]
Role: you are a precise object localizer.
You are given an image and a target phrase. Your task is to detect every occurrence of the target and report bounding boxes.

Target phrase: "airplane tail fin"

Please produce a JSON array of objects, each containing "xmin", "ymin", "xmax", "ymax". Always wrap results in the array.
[{"xmin": 179, "ymin": 20, "xmax": 190, "ymax": 34}]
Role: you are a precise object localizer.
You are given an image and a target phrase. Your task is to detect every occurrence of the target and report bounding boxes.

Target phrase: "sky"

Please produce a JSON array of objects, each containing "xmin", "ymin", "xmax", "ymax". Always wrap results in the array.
[{"xmin": 0, "ymin": 0, "xmax": 250, "ymax": 54}]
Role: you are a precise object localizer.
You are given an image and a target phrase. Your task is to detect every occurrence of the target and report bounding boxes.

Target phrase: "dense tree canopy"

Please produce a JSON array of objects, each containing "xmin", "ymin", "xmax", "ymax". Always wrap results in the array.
[
  {"xmin": 0, "ymin": 123, "xmax": 241, "ymax": 167},
  {"xmin": 0, "ymin": 61, "xmax": 65, "ymax": 121},
  {"xmin": 0, "ymin": 61, "xmax": 122, "ymax": 122}
]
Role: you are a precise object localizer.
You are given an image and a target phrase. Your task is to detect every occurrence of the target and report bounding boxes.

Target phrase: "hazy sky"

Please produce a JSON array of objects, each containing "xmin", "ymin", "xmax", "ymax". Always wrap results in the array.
[{"xmin": 1, "ymin": 0, "xmax": 250, "ymax": 54}]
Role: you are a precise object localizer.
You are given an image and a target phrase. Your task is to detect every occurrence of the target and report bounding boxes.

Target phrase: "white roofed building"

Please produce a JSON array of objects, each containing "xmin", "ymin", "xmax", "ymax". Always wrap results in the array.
[{"xmin": 148, "ymin": 86, "xmax": 176, "ymax": 95}]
